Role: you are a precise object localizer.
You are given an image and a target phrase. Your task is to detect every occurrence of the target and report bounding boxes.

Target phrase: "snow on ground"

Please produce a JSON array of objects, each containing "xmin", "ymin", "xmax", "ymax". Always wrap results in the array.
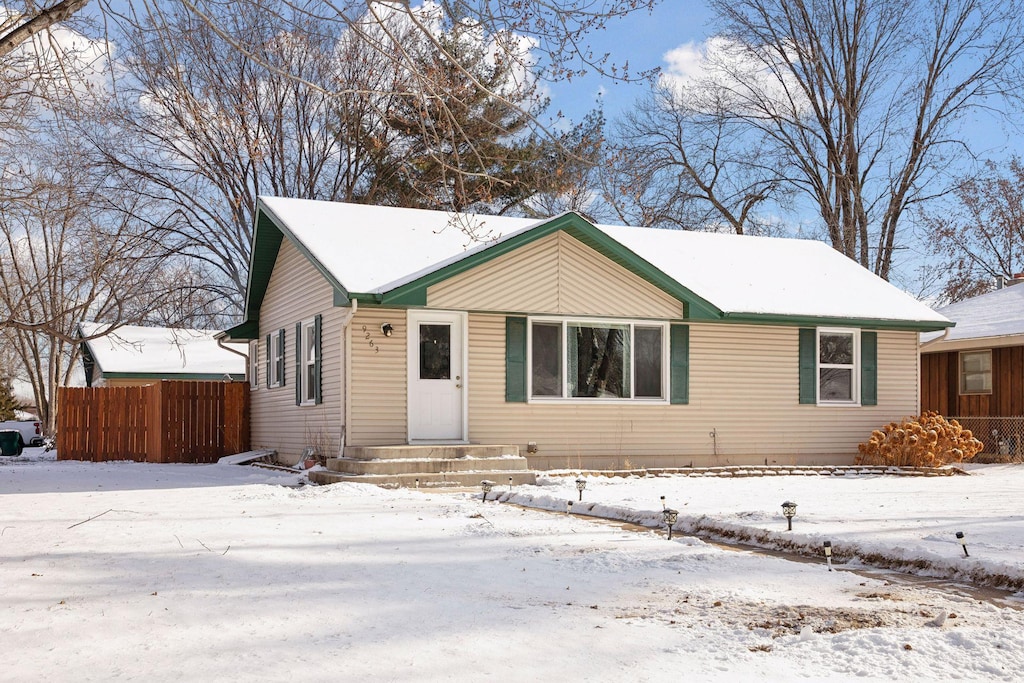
[
  {"xmin": 2, "ymin": 451, "xmax": 1024, "ymax": 681},
  {"xmin": 511, "ymin": 465, "xmax": 1024, "ymax": 591}
]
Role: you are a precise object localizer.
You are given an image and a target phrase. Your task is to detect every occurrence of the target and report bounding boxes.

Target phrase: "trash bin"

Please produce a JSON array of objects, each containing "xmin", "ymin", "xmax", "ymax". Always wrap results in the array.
[{"xmin": 0, "ymin": 429, "xmax": 23, "ymax": 456}]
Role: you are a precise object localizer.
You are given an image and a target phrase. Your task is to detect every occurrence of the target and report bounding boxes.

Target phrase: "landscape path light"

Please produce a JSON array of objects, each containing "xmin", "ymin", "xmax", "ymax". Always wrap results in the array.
[
  {"xmin": 660, "ymin": 495, "xmax": 666, "ymax": 510},
  {"xmin": 575, "ymin": 477, "xmax": 587, "ymax": 501},
  {"xmin": 480, "ymin": 480, "xmax": 495, "ymax": 502},
  {"xmin": 781, "ymin": 501, "xmax": 797, "ymax": 531},
  {"xmin": 823, "ymin": 541, "xmax": 833, "ymax": 572},
  {"xmin": 662, "ymin": 508, "xmax": 679, "ymax": 540},
  {"xmin": 956, "ymin": 531, "xmax": 969, "ymax": 557},
  {"xmin": 567, "ymin": 500, "xmax": 574, "ymax": 515},
  {"xmin": 508, "ymin": 476, "xmax": 513, "ymax": 491}
]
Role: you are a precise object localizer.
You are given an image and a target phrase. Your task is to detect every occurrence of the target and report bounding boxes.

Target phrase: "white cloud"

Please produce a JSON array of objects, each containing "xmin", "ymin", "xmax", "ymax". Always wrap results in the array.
[{"xmin": 658, "ymin": 35, "xmax": 808, "ymax": 117}]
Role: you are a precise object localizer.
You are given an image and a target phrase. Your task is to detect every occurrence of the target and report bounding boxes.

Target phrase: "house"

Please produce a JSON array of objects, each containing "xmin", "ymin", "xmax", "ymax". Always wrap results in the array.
[
  {"xmin": 920, "ymin": 280, "xmax": 1024, "ymax": 456},
  {"xmin": 221, "ymin": 197, "xmax": 950, "ymax": 472},
  {"xmin": 78, "ymin": 322, "xmax": 246, "ymax": 387}
]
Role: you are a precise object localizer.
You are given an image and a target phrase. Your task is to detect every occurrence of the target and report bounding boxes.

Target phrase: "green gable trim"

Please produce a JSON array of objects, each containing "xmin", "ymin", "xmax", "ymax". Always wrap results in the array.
[
  {"xmin": 861, "ymin": 331, "xmax": 878, "ymax": 406},
  {"xmin": 505, "ymin": 316, "xmax": 528, "ymax": 402},
  {"xmin": 99, "ymin": 372, "xmax": 245, "ymax": 381},
  {"xmin": 798, "ymin": 328, "xmax": 816, "ymax": 404},
  {"xmin": 722, "ymin": 312, "xmax": 950, "ymax": 333},
  {"xmin": 376, "ymin": 213, "xmax": 721, "ymax": 319},
  {"xmin": 239, "ymin": 201, "xmax": 352, "ymax": 331}
]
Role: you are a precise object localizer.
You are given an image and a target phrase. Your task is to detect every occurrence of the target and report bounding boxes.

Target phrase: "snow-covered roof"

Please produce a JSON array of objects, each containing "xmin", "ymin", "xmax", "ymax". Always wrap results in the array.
[
  {"xmin": 255, "ymin": 196, "xmax": 949, "ymax": 328},
  {"xmin": 78, "ymin": 323, "xmax": 246, "ymax": 377},
  {"xmin": 921, "ymin": 284, "xmax": 1024, "ymax": 347}
]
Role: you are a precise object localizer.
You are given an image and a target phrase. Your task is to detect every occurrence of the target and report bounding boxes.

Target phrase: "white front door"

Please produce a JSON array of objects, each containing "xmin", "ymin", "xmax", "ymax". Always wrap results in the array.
[{"xmin": 407, "ymin": 310, "xmax": 466, "ymax": 442}]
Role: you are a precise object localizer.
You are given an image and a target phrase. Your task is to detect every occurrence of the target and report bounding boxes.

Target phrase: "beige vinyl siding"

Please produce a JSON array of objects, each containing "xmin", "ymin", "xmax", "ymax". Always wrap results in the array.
[
  {"xmin": 250, "ymin": 239, "xmax": 344, "ymax": 463},
  {"xmin": 466, "ymin": 314, "xmax": 919, "ymax": 469},
  {"xmin": 348, "ymin": 308, "xmax": 408, "ymax": 446},
  {"xmin": 427, "ymin": 232, "xmax": 683, "ymax": 319}
]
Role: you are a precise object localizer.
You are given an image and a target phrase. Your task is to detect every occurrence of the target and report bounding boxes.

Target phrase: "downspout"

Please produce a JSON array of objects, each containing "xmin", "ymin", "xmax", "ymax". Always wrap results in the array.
[
  {"xmin": 339, "ymin": 299, "xmax": 358, "ymax": 453},
  {"xmin": 216, "ymin": 334, "xmax": 249, "ymax": 379}
]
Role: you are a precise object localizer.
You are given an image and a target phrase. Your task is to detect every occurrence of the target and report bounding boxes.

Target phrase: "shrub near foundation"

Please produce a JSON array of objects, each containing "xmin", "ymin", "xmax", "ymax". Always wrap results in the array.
[{"xmin": 856, "ymin": 411, "xmax": 984, "ymax": 467}]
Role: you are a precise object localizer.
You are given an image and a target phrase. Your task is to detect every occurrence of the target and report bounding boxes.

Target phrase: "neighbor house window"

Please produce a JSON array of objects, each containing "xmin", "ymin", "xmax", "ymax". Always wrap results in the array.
[
  {"xmin": 249, "ymin": 340, "xmax": 259, "ymax": 389},
  {"xmin": 528, "ymin": 318, "xmax": 667, "ymax": 401},
  {"xmin": 959, "ymin": 350, "xmax": 992, "ymax": 395},
  {"xmin": 297, "ymin": 316, "xmax": 321, "ymax": 405},
  {"xmin": 817, "ymin": 328, "xmax": 859, "ymax": 404}
]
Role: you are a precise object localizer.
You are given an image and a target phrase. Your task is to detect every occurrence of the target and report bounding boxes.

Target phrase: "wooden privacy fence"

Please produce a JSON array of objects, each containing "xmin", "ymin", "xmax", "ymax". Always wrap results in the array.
[{"xmin": 57, "ymin": 381, "xmax": 249, "ymax": 463}]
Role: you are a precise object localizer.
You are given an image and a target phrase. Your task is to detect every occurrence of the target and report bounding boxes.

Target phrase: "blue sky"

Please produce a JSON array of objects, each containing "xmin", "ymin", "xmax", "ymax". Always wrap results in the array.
[{"xmin": 546, "ymin": 3, "xmax": 716, "ymax": 123}]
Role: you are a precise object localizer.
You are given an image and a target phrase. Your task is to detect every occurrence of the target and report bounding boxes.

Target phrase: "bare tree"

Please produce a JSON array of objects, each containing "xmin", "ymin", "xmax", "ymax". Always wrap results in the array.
[
  {"xmin": 0, "ymin": 124, "xmax": 178, "ymax": 431},
  {"xmin": 92, "ymin": 0, "xmax": 615, "ymax": 312},
  {"xmin": 624, "ymin": 0, "xmax": 1024, "ymax": 278},
  {"xmin": 608, "ymin": 84, "xmax": 788, "ymax": 234},
  {"xmin": 925, "ymin": 157, "xmax": 1024, "ymax": 304},
  {"xmin": 0, "ymin": 0, "xmax": 92, "ymax": 59}
]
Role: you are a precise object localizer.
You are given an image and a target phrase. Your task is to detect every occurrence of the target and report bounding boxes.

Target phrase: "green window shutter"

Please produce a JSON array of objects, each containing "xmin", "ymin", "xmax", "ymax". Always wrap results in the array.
[
  {"xmin": 314, "ymin": 314, "xmax": 323, "ymax": 405},
  {"xmin": 505, "ymin": 317, "xmax": 527, "ymax": 403},
  {"xmin": 861, "ymin": 331, "xmax": 877, "ymax": 406},
  {"xmin": 799, "ymin": 328, "xmax": 816, "ymax": 404},
  {"xmin": 265, "ymin": 334, "xmax": 271, "ymax": 388},
  {"xmin": 295, "ymin": 323, "xmax": 302, "ymax": 405},
  {"xmin": 278, "ymin": 328, "xmax": 286, "ymax": 387},
  {"xmin": 670, "ymin": 324, "xmax": 689, "ymax": 405}
]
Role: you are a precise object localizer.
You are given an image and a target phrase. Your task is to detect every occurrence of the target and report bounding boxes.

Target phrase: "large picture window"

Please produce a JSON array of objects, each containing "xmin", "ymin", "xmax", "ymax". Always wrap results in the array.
[
  {"xmin": 529, "ymin": 319, "xmax": 667, "ymax": 401},
  {"xmin": 817, "ymin": 328, "xmax": 858, "ymax": 404},
  {"xmin": 959, "ymin": 350, "xmax": 992, "ymax": 395}
]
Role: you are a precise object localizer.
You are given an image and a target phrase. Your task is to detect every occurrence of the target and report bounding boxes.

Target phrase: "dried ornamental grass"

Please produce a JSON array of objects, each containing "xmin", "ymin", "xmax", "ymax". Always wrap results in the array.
[{"xmin": 856, "ymin": 411, "xmax": 983, "ymax": 467}]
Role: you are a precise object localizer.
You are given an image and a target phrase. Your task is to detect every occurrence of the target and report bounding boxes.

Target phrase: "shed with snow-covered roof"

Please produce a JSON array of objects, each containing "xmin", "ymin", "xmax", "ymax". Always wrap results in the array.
[
  {"xmin": 223, "ymin": 196, "xmax": 950, "ymax": 471},
  {"xmin": 920, "ymin": 283, "xmax": 1024, "ymax": 446},
  {"xmin": 78, "ymin": 322, "xmax": 246, "ymax": 387}
]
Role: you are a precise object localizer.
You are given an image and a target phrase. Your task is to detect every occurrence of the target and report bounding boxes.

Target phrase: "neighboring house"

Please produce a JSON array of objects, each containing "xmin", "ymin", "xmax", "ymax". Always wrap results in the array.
[
  {"xmin": 920, "ymin": 281, "xmax": 1024, "ymax": 455},
  {"xmin": 78, "ymin": 322, "xmax": 246, "ymax": 387},
  {"xmin": 222, "ymin": 197, "xmax": 950, "ymax": 470}
]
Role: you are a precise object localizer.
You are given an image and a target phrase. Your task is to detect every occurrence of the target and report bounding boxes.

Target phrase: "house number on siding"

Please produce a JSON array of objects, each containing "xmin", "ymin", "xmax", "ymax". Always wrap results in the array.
[{"xmin": 361, "ymin": 324, "xmax": 379, "ymax": 353}]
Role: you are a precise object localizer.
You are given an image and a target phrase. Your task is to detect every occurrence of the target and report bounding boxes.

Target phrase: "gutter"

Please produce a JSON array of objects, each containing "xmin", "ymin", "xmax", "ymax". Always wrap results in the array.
[{"xmin": 919, "ymin": 326, "xmax": 952, "ymax": 350}]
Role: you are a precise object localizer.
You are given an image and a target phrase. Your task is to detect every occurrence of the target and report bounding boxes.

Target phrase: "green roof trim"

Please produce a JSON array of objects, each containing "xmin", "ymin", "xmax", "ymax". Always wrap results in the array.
[
  {"xmin": 376, "ymin": 213, "xmax": 721, "ymax": 319},
  {"xmin": 222, "ymin": 320, "xmax": 259, "ymax": 341},
  {"xmin": 719, "ymin": 311, "xmax": 951, "ymax": 332},
  {"xmin": 100, "ymin": 372, "xmax": 245, "ymax": 381},
  {"xmin": 238, "ymin": 200, "xmax": 351, "ymax": 331}
]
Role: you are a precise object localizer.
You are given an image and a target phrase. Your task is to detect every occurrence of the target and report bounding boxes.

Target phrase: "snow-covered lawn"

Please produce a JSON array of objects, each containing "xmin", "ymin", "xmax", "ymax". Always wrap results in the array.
[{"xmin": 2, "ymin": 451, "xmax": 1023, "ymax": 681}]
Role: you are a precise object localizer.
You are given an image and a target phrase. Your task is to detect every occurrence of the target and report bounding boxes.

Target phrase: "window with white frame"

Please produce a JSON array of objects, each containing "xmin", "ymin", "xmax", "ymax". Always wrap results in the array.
[
  {"xmin": 300, "ymin": 318, "xmax": 317, "ymax": 405},
  {"xmin": 267, "ymin": 329, "xmax": 284, "ymax": 388},
  {"xmin": 959, "ymin": 350, "xmax": 992, "ymax": 395},
  {"xmin": 529, "ymin": 318, "xmax": 666, "ymax": 400},
  {"xmin": 249, "ymin": 340, "xmax": 259, "ymax": 389},
  {"xmin": 817, "ymin": 328, "xmax": 859, "ymax": 403}
]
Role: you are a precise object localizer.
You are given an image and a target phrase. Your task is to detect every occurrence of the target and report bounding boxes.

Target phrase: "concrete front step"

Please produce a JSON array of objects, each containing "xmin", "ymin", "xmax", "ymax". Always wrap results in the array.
[
  {"xmin": 326, "ymin": 455, "xmax": 530, "ymax": 475},
  {"xmin": 343, "ymin": 444, "xmax": 519, "ymax": 461},
  {"xmin": 308, "ymin": 469, "xmax": 537, "ymax": 489}
]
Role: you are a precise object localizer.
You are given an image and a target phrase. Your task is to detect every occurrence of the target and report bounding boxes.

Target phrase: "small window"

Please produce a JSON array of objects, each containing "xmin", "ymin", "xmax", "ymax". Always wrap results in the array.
[
  {"xmin": 419, "ymin": 324, "xmax": 451, "ymax": 380},
  {"xmin": 959, "ymin": 350, "xmax": 992, "ymax": 395},
  {"xmin": 299, "ymin": 321, "xmax": 315, "ymax": 405},
  {"xmin": 249, "ymin": 340, "xmax": 259, "ymax": 389},
  {"xmin": 818, "ymin": 328, "xmax": 858, "ymax": 404},
  {"xmin": 269, "ymin": 329, "xmax": 284, "ymax": 388}
]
